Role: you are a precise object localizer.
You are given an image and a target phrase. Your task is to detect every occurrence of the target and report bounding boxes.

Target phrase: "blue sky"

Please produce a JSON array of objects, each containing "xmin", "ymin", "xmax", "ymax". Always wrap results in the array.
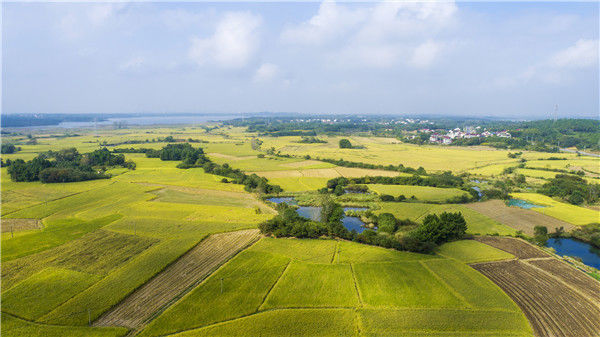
[{"xmin": 2, "ymin": 1, "xmax": 598, "ymax": 119}]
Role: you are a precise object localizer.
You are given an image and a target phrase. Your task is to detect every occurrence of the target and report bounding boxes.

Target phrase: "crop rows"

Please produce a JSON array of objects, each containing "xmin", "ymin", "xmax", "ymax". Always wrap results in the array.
[
  {"xmin": 93, "ymin": 229, "xmax": 261, "ymax": 330},
  {"xmin": 473, "ymin": 259, "xmax": 600, "ymax": 337}
]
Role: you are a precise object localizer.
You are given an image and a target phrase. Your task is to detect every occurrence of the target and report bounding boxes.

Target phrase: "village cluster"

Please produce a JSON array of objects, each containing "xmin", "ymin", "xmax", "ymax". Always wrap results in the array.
[{"xmin": 418, "ymin": 127, "xmax": 512, "ymax": 144}]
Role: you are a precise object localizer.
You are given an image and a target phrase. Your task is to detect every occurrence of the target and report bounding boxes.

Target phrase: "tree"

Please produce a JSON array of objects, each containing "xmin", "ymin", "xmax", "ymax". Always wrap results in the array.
[
  {"xmin": 533, "ymin": 226, "xmax": 549, "ymax": 246},
  {"xmin": 377, "ymin": 213, "xmax": 397, "ymax": 233},
  {"xmin": 339, "ymin": 139, "xmax": 353, "ymax": 149}
]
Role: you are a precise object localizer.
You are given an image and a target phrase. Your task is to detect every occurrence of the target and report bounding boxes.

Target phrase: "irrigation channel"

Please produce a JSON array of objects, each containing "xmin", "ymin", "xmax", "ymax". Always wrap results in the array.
[{"xmin": 267, "ymin": 197, "xmax": 371, "ymax": 233}]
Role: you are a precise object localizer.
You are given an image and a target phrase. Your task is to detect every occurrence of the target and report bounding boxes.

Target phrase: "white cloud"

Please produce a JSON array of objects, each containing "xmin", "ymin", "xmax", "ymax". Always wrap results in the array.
[
  {"xmin": 281, "ymin": 1, "xmax": 365, "ymax": 45},
  {"xmin": 58, "ymin": 4, "xmax": 123, "ymax": 39},
  {"xmin": 410, "ymin": 40, "xmax": 442, "ymax": 68},
  {"xmin": 253, "ymin": 63, "xmax": 279, "ymax": 82},
  {"xmin": 549, "ymin": 39, "xmax": 599, "ymax": 68},
  {"xmin": 284, "ymin": 1, "xmax": 457, "ymax": 69},
  {"xmin": 189, "ymin": 12, "xmax": 261, "ymax": 69},
  {"xmin": 494, "ymin": 39, "xmax": 599, "ymax": 88}
]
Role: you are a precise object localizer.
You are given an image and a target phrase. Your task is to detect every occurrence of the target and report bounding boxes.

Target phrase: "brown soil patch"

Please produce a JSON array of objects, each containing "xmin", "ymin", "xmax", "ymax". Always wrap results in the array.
[
  {"xmin": 527, "ymin": 259, "xmax": 600, "ymax": 304},
  {"xmin": 93, "ymin": 229, "xmax": 261, "ymax": 330},
  {"xmin": 466, "ymin": 200, "xmax": 575, "ymax": 236},
  {"xmin": 472, "ymin": 260, "xmax": 600, "ymax": 337},
  {"xmin": 473, "ymin": 236, "xmax": 549, "ymax": 259},
  {"xmin": 1, "ymin": 218, "xmax": 42, "ymax": 233}
]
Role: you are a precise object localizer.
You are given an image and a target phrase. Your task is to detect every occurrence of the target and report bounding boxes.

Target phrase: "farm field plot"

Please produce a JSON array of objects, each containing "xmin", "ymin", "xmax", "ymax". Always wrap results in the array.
[
  {"xmin": 352, "ymin": 261, "xmax": 464, "ymax": 308},
  {"xmin": 511, "ymin": 193, "xmax": 599, "ymax": 225},
  {"xmin": 367, "ymin": 184, "xmax": 469, "ymax": 202},
  {"xmin": 527, "ymin": 259, "xmax": 600, "ymax": 303},
  {"xmin": 2, "ymin": 314, "xmax": 127, "ymax": 337},
  {"xmin": 2, "ymin": 228, "xmax": 157, "ymax": 290},
  {"xmin": 436, "ymin": 240, "xmax": 514, "ymax": 264},
  {"xmin": 465, "ymin": 200, "xmax": 575, "ymax": 235},
  {"xmin": 473, "ymin": 236, "xmax": 548, "ymax": 259},
  {"xmin": 94, "ymin": 229, "xmax": 261, "ymax": 330},
  {"xmin": 170, "ymin": 309, "xmax": 357, "ymax": 337},
  {"xmin": 210, "ymin": 155, "xmax": 335, "ymax": 172},
  {"xmin": 1, "ymin": 218, "xmax": 42, "ymax": 232},
  {"xmin": 150, "ymin": 185, "xmax": 275, "ymax": 214},
  {"xmin": 473, "ymin": 259, "xmax": 600, "ymax": 337},
  {"xmin": 262, "ymin": 262, "xmax": 359, "ymax": 308},
  {"xmin": 262, "ymin": 136, "xmax": 520, "ymax": 172},
  {"xmin": 376, "ymin": 202, "xmax": 516, "ymax": 235},
  {"xmin": 359, "ymin": 308, "xmax": 531, "ymax": 337},
  {"xmin": 137, "ymin": 237, "xmax": 531, "ymax": 337}
]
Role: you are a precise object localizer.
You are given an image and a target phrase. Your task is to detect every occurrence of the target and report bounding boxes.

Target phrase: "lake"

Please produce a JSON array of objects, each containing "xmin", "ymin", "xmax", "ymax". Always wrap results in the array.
[{"xmin": 546, "ymin": 238, "xmax": 600, "ymax": 269}]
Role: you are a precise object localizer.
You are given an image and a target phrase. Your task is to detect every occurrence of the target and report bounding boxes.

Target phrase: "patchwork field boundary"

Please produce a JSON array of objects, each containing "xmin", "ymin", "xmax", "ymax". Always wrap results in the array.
[
  {"xmin": 419, "ymin": 260, "xmax": 472, "ymax": 309},
  {"xmin": 151, "ymin": 306, "xmax": 533, "ymax": 337},
  {"xmin": 93, "ymin": 229, "xmax": 262, "ymax": 332},
  {"xmin": 349, "ymin": 263, "xmax": 363, "ymax": 306},
  {"xmin": 258, "ymin": 260, "xmax": 292, "ymax": 311}
]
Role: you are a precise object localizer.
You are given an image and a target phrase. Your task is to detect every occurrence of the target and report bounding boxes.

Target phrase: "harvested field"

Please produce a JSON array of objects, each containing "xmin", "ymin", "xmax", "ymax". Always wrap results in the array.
[
  {"xmin": 473, "ymin": 236, "xmax": 548, "ymax": 259},
  {"xmin": 527, "ymin": 259, "xmax": 600, "ymax": 303},
  {"xmin": 466, "ymin": 200, "xmax": 575, "ymax": 236},
  {"xmin": 472, "ymin": 260, "xmax": 600, "ymax": 337},
  {"xmin": 1, "ymin": 218, "xmax": 42, "ymax": 232},
  {"xmin": 93, "ymin": 229, "xmax": 261, "ymax": 330}
]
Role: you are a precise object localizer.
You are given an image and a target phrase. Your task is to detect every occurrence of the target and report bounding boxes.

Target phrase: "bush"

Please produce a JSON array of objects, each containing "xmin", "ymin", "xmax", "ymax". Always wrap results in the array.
[
  {"xmin": 377, "ymin": 213, "xmax": 397, "ymax": 233},
  {"xmin": 533, "ymin": 226, "xmax": 549, "ymax": 246},
  {"xmin": 380, "ymin": 194, "xmax": 395, "ymax": 202}
]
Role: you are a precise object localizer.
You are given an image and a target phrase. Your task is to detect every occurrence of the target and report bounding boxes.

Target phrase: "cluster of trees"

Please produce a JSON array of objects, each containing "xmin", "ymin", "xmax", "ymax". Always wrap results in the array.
[
  {"xmin": 539, "ymin": 174, "xmax": 599, "ymax": 205},
  {"xmin": 1, "ymin": 144, "xmax": 20, "ymax": 154},
  {"xmin": 409, "ymin": 212, "xmax": 468, "ymax": 245},
  {"xmin": 260, "ymin": 198, "xmax": 467, "ymax": 254},
  {"xmin": 318, "ymin": 158, "xmax": 426, "ymax": 175},
  {"xmin": 6, "ymin": 148, "xmax": 135, "ymax": 183},
  {"xmin": 569, "ymin": 223, "xmax": 600, "ymax": 248},
  {"xmin": 297, "ymin": 136, "xmax": 327, "ymax": 144},
  {"xmin": 145, "ymin": 143, "xmax": 208, "ymax": 168},
  {"xmin": 148, "ymin": 144, "xmax": 283, "ymax": 194}
]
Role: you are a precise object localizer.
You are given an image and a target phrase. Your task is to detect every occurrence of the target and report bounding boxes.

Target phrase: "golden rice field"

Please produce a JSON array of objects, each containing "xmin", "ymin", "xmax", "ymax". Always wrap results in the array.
[
  {"xmin": 1, "ymin": 124, "xmax": 597, "ymax": 337},
  {"xmin": 511, "ymin": 193, "xmax": 599, "ymax": 226}
]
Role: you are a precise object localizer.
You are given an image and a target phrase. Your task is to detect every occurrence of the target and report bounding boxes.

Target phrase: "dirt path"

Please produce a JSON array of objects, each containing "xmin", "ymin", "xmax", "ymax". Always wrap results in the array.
[
  {"xmin": 93, "ymin": 229, "xmax": 261, "ymax": 331},
  {"xmin": 466, "ymin": 200, "xmax": 575, "ymax": 236},
  {"xmin": 472, "ymin": 237, "xmax": 600, "ymax": 337},
  {"xmin": 1, "ymin": 218, "xmax": 43, "ymax": 232}
]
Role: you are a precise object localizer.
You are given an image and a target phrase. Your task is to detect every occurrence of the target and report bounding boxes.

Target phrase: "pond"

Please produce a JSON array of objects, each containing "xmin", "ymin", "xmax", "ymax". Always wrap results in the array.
[
  {"xmin": 546, "ymin": 238, "xmax": 600, "ymax": 270},
  {"xmin": 266, "ymin": 197, "xmax": 298, "ymax": 206},
  {"xmin": 266, "ymin": 198, "xmax": 370, "ymax": 233},
  {"xmin": 507, "ymin": 199, "xmax": 545, "ymax": 209},
  {"xmin": 472, "ymin": 186, "xmax": 482, "ymax": 199}
]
